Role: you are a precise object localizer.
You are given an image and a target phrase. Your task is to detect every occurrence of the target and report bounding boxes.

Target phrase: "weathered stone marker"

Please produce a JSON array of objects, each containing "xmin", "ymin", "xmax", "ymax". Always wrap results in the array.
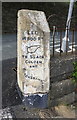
[{"xmin": 17, "ymin": 10, "xmax": 50, "ymax": 108}]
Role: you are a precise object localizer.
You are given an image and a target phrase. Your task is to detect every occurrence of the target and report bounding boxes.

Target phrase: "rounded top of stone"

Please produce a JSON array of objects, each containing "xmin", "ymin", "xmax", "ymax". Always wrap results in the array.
[
  {"xmin": 18, "ymin": 9, "xmax": 50, "ymax": 32},
  {"xmin": 18, "ymin": 9, "xmax": 44, "ymax": 15}
]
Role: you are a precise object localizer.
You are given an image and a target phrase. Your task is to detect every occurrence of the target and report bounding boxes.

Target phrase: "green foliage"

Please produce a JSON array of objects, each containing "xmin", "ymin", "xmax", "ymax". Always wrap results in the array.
[{"xmin": 72, "ymin": 62, "xmax": 77, "ymax": 83}]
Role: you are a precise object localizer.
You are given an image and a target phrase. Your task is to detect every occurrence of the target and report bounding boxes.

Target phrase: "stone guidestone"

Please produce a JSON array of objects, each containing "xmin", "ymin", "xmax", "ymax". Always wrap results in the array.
[
  {"xmin": 16, "ymin": 83, "xmax": 49, "ymax": 109},
  {"xmin": 17, "ymin": 10, "xmax": 50, "ymax": 109}
]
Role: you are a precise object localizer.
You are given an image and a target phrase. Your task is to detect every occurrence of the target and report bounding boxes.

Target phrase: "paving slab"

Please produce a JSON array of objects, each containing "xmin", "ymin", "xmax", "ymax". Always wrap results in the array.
[{"xmin": 55, "ymin": 105, "xmax": 76, "ymax": 118}]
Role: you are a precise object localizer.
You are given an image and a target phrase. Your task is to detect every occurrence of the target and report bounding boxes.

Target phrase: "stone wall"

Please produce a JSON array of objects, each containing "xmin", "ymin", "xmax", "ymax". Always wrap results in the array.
[
  {"xmin": 49, "ymin": 54, "xmax": 77, "ymax": 106},
  {"xmin": 50, "ymin": 54, "xmax": 76, "ymax": 82}
]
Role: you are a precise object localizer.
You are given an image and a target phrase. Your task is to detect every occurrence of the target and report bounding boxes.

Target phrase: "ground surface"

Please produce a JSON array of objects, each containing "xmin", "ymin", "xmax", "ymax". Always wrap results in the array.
[{"xmin": 0, "ymin": 104, "xmax": 76, "ymax": 119}]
